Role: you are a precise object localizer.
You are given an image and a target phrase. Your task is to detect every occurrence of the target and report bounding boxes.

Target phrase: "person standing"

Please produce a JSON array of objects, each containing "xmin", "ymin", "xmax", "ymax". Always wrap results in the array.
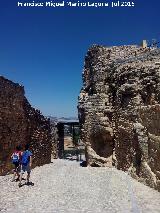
[
  {"xmin": 19, "ymin": 144, "xmax": 32, "ymax": 187},
  {"xmin": 11, "ymin": 145, "xmax": 22, "ymax": 182}
]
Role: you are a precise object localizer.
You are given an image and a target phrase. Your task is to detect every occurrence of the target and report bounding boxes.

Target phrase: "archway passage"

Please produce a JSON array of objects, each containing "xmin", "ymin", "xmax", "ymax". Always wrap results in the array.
[{"xmin": 57, "ymin": 121, "xmax": 84, "ymax": 160}]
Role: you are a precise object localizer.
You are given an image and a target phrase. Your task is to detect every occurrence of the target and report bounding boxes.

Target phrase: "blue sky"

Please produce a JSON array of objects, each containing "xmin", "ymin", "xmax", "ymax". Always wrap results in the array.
[{"xmin": 0, "ymin": 0, "xmax": 160, "ymax": 117}]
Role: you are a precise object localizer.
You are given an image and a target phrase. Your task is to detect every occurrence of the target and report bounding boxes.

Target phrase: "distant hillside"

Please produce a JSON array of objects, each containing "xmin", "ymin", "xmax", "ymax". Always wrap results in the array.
[{"xmin": 47, "ymin": 116, "xmax": 78, "ymax": 123}]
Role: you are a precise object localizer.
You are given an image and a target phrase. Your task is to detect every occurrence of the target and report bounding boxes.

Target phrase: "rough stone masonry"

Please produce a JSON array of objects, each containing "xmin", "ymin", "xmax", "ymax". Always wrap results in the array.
[
  {"xmin": 0, "ymin": 76, "xmax": 56, "ymax": 175},
  {"xmin": 78, "ymin": 44, "xmax": 160, "ymax": 191}
]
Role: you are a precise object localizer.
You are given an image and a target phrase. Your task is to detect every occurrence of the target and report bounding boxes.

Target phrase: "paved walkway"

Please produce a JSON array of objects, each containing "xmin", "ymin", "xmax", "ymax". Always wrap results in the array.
[{"xmin": 0, "ymin": 159, "xmax": 160, "ymax": 213}]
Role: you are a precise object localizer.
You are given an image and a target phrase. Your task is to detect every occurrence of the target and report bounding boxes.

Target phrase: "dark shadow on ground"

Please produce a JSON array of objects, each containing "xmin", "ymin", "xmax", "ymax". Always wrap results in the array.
[
  {"xmin": 80, "ymin": 161, "xmax": 87, "ymax": 167},
  {"xmin": 26, "ymin": 181, "xmax": 34, "ymax": 186},
  {"xmin": 19, "ymin": 181, "xmax": 34, "ymax": 188}
]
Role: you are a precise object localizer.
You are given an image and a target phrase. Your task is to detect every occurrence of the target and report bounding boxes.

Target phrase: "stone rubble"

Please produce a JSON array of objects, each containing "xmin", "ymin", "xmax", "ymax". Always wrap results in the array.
[
  {"xmin": 78, "ymin": 45, "xmax": 160, "ymax": 191},
  {"xmin": 0, "ymin": 159, "xmax": 160, "ymax": 213}
]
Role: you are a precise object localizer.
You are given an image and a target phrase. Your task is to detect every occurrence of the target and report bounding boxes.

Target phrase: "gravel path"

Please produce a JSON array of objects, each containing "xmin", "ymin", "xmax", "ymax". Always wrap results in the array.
[{"xmin": 0, "ymin": 159, "xmax": 160, "ymax": 213}]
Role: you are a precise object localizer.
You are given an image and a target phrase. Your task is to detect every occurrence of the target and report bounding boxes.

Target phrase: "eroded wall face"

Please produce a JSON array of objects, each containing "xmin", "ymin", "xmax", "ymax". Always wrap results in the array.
[
  {"xmin": 78, "ymin": 45, "xmax": 160, "ymax": 190},
  {"xmin": 0, "ymin": 77, "xmax": 56, "ymax": 175}
]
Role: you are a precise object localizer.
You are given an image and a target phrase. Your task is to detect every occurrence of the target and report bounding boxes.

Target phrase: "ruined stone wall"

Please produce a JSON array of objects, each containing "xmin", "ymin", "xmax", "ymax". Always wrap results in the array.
[
  {"xmin": 0, "ymin": 76, "xmax": 56, "ymax": 175},
  {"xmin": 78, "ymin": 45, "xmax": 160, "ymax": 190},
  {"xmin": 50, "ymin": 121, "xmax": 58, "ymax": 159}
]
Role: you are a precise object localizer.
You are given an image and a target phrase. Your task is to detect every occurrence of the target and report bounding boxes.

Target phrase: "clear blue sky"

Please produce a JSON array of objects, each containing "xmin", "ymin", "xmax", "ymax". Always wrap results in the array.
[{"xmin": 0, "ymin": 0, "xmax": 159, "ymax": 117}]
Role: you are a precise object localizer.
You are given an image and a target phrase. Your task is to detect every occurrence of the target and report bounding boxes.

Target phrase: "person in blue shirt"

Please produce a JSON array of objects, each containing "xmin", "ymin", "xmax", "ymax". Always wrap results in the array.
[{"xmin": 19, "ymin": 144, "xmax": 33, "ymax": 187}]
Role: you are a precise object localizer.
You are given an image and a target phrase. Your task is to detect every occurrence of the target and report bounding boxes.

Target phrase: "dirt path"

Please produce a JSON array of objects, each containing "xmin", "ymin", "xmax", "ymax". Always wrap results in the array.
[{"xmin": 0, "ymin": 159, "xmax": 160, "ymax": 213}]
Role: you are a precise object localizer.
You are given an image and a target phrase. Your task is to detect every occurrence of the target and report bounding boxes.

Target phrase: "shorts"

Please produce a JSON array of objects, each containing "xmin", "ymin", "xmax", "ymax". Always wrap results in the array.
[
  {"xmin": 13, "ymin": 162, "xmax": 20, "ymax": 172},
  {"xmin": 21, "ymin": 164, "xmax": 31, "ymax": 174}
]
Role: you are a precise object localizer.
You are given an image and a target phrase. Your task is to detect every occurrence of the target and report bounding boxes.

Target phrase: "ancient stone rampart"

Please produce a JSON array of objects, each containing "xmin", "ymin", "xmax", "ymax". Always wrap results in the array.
[
  {"xmin": 78, "ymin": 45, "xmax": 160, "ymax": 191},
  {"xmin": 0, "ymin": 76, "xmax": 56, "ymax": 175}
]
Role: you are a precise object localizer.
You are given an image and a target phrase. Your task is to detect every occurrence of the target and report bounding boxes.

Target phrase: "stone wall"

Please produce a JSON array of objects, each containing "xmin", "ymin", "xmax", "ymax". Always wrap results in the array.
[
  {"xmin": 78, "ymin": 45, "xmax": 160, "ymax": 190},
  {"xmin": 0, "ymin": 76, "xmax": 56, "ymax": 175},
  {"xmin": 50, "ymin": 121, "xmax": 58, "ymax": 159}
]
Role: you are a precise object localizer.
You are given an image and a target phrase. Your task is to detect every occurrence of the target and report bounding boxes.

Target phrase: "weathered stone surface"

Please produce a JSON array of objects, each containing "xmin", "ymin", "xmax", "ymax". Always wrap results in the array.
[
  {"xmin": 0, "ymin": 76, "xmax": 57, "ymax": 175},
  {"xmin": 78, "ymin": 45, "xmax": 160, "ymax": 191},
  {"xmin": 50, "ymin": 121, "xmax": 58, "ymax": 159}
]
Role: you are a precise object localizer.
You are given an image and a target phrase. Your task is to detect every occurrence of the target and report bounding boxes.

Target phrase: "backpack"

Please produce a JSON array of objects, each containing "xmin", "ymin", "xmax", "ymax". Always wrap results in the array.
[
  {"xmin": 12, "ymin": 152, "xmax": 20, "ymax": 164},
  {"xmin": 21, "ymin": 151, "xmax": 30, "ymax": 165}
]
